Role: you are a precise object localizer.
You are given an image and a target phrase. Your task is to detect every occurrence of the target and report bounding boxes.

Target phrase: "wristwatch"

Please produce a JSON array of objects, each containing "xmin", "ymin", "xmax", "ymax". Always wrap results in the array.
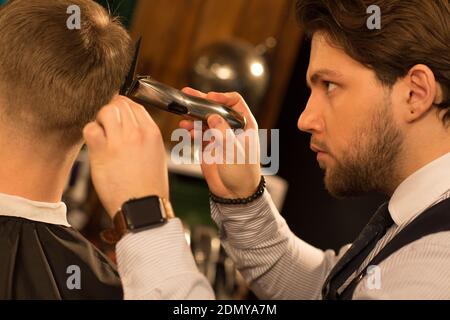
[{"xmin": 100, "ymin": 195, "xmax": 175, "ymax": 244}]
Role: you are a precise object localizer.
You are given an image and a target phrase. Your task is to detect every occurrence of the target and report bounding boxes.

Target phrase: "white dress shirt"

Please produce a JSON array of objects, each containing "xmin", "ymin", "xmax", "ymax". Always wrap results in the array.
[
  {"xmin": 209, "ymin": 152, "xmax": 450, "ymax": 299},
  {"xmin": 3, "ymin": 152, "xmax": 450, "ymax": 299},
  {"xmin": 118, "ymin": 151, "xmax": 450, "ymax": 300}
]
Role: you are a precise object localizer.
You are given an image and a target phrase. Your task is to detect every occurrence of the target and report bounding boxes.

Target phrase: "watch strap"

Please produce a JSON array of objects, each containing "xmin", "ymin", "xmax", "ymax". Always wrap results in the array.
[{"xmin": 101, "ymin": 197, "xmax": 174, "ymax": 245}]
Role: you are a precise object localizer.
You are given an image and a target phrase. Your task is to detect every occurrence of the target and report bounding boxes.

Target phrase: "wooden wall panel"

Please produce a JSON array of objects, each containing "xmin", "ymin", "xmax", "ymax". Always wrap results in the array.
[
  {"xmin": 130, "ymin": 0, "xmax": 303, "ymax": 140},
  {"xmin": 259, "ymin": 3, "xmax": 304, "ymax": 129},
  {"xmin": 189, "ymin": 0, "xmax": 247, "ymax": 56},
  {"xmin": 234, "ymin": 0, "xmax": 287, "ymax": 44}
]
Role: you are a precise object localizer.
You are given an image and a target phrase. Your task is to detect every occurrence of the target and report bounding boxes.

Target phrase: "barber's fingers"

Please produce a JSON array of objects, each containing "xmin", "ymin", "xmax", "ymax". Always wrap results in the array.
[
  {"xmin": 206, "ymin": 114, "xmax": 232, "ymax": 144},
  {"xmin": 179, "ymin": 120, "xmax": 212, "ymax": 140},
  {"xmin": 182, "ymin": 87, "xmax": 207, "ymax": 98},
  {"xmin": 179, "ymin": 119, "xmax": 194, "ymax": 131},
  {"xmin": 83, "ymin": 121, "xmax": 106, "ymax": 151},
  {"xmin": 181, "ymin": 88, "xmax": 256, "ymax": 130},
  {"xmin": 205, "ymin": 92, "xmax": 257, "ymax": 130}
]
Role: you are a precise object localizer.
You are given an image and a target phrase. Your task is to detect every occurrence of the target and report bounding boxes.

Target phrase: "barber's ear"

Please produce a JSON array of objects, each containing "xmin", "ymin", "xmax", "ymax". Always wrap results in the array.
[{"xmin": 404, "ymin": 64, "xmax": 438, "ymax": 122}]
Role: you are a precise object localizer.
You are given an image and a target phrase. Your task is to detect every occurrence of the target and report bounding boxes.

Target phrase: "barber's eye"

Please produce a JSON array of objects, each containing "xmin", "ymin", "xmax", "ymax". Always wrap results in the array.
[{"xmin": 325, "ymin": 81, "xmax": 337, "ymax": 93}]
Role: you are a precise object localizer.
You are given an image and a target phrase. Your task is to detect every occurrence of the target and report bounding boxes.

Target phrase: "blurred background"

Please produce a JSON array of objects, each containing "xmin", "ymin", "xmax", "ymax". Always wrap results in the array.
[{"xmin": 1, "ymin": 0, "xmax": 387, "ymax": 299}]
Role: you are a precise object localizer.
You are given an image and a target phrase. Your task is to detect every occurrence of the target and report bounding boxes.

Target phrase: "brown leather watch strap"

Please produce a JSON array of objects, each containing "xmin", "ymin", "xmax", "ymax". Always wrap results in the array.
[{"xmin": 100, "ymin": 210, "xmax": 128, "ymax": 245}]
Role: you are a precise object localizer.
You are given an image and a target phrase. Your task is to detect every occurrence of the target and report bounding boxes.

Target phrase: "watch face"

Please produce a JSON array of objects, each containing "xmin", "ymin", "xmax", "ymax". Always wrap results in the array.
[{"xmin": 122, "ymin": 196, "xmax": 166, "ymax": 230}]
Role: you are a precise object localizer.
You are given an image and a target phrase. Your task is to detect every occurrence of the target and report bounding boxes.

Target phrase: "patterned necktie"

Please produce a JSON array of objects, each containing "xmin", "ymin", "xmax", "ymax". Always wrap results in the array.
[{"xmin": 322, "ymin": 202, "xmax": 394, "ymax": 299}]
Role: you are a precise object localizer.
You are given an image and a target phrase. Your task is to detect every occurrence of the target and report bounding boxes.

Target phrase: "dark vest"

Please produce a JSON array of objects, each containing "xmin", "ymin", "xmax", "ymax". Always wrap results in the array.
[{"xmin": 323, "ymin": 197, "xmax": 450, "ymax": 300}]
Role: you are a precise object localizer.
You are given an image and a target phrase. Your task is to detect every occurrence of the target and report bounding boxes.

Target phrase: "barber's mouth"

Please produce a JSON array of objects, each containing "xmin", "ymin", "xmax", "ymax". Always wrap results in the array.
[
  {"xmin": 316, "ymin": 151, "xmax": 327, "ymax": 161},
  {"xmin": 310, "ymin": 144, "xmax": 329, "ymax": 162}
]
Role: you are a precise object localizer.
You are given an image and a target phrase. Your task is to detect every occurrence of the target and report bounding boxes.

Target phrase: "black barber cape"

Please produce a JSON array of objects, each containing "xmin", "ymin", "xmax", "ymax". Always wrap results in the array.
[{"xmin": 0, "ymin": 216, "xmax": 123, "ymax": 299}]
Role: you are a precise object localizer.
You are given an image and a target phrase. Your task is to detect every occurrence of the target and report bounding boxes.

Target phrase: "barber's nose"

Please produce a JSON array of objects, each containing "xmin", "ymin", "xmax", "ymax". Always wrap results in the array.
[{"xmin": 297, "ymin": 97, "xmax": 324, "ymax": 134}]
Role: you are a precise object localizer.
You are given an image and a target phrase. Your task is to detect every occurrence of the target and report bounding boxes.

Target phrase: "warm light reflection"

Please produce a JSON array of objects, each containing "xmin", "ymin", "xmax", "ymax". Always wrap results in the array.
[{"xmin": 250, "ymin": 62, "xmax": 264, "ymax": 77}]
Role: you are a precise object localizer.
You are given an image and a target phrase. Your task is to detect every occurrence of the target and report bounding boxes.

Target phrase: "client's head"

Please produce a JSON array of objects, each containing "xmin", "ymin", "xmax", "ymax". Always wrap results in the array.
[{"xmin": 0, "ymin": 0, "xmax": 133, "ymax": 147}]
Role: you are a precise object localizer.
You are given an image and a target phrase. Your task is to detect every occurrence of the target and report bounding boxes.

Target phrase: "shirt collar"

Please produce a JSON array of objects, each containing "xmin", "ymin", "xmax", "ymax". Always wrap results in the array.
[
  {"xmin": 389, "ymin": 152, "xmax": 450, "ymax": 226},
  {"xmin": 0, "ymin": 192, "xmax": 70, "ymax": 227}
]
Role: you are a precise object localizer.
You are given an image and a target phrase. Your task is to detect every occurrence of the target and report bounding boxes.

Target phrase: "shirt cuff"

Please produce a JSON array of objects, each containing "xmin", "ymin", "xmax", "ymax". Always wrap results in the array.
[
  {"xmin": 210, "ymin": 190, "xmax": 282, "ymax": 249},
  {"xmin": 116, "ymin": 218, "xmax": 213, "ymax": 299}
]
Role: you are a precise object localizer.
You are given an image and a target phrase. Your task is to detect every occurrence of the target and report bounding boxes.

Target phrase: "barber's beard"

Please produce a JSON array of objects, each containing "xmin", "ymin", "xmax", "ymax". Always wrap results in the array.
[{"xmin": 324, "ymin": 99, "xmax": 404, "ymax": 198}]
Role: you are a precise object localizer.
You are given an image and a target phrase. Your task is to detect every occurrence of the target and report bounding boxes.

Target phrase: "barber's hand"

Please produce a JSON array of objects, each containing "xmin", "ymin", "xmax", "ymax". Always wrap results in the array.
[
  {"xmin": 179, "ymin": 88, "xmax": 261, "ymax": 199},
  {"xmin": 83, "ymin": 95, "xmax": 169, "ymax": 218}
]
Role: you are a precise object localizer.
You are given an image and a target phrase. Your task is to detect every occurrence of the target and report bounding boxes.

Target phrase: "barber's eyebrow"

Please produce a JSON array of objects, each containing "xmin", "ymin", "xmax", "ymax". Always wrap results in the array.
[{"xmin": 306, "ymin": 69, "xmax": 343, "ymax": 88}]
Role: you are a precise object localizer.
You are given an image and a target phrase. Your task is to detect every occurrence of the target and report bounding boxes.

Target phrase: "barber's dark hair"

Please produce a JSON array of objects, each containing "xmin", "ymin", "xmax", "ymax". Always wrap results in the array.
[
  {"xmin": 0, "ymin": 0, "xmax": 133, "ymax": 145},
  {"xmin": 296, "ymin": 0, "xmax": 450, "ymax": 123}
]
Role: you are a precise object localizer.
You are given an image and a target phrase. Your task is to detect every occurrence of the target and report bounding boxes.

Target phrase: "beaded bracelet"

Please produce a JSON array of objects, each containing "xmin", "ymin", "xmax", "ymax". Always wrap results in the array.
[{"xmin": 209, "ymin": 176, "xmax": 266, "ymax": 205}]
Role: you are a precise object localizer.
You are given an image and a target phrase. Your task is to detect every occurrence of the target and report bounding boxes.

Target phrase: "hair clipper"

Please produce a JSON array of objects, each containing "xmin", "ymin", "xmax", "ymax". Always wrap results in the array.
[{"xmin": 120, "ymin": 39, "xmax": 247, "ymax": 130}]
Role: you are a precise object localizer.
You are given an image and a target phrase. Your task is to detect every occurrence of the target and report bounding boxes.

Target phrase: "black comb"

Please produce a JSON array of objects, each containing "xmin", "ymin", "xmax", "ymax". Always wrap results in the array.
[{"xmin": 120, "ymin": 37, "xmax": 142, "ymax": 96}]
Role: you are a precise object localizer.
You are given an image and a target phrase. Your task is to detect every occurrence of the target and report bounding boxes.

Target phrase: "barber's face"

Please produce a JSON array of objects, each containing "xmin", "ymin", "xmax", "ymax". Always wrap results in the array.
[{"xmin": 298, "ymin": 32, "xmax": 404, "ymax": 197}]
